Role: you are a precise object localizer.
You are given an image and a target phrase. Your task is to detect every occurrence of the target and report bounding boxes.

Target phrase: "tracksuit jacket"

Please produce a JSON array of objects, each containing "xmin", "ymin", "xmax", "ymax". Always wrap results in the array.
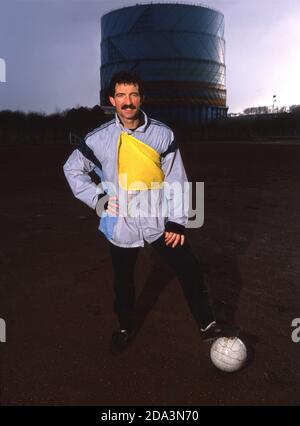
[{"xmin": 63, "ymin": 110, "xmax": 189, "ymax": 248}]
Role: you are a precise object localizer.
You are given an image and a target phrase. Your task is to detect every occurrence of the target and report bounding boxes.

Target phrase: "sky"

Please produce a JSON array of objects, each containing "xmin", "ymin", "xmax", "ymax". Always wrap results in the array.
[{"xmin": 0, "ymin": 0, "xmax": 299, "ymax": 114}]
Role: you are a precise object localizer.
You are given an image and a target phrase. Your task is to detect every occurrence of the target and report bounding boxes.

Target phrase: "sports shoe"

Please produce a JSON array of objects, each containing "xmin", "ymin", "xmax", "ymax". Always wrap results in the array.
[
  {"xmin": 200, "ymin": 321, "xmax": 238, "ymax": 343},
  {"xmin": 111, "ymin": 328, "xmax": 134, "ymax": 352}
]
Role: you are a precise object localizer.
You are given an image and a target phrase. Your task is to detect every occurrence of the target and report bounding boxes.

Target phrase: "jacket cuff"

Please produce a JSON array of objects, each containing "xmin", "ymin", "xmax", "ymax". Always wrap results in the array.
[
  {"xmin": 97, "ymin": 193, "xmax": 108, "ymax": 210},
  {"xmin": 165, "ymin": 221, "xmax": 185, "ymax": 235}
]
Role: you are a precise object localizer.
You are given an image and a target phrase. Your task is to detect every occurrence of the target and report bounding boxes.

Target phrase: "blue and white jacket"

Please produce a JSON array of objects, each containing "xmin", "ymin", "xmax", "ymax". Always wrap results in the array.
[{"xmin": 63, "ymin": 110, "xmax": 189, "ymax": 248}]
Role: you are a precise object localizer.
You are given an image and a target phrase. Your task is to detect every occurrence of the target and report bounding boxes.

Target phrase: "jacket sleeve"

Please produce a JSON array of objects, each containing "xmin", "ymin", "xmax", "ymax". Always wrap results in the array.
[
  {"xmin": 63, "ymin": 148, "xmax": 101, "ymax": 210},
  {"xmin": 161, "ymin": 133, "xmax": 189, "ymax": 232}
]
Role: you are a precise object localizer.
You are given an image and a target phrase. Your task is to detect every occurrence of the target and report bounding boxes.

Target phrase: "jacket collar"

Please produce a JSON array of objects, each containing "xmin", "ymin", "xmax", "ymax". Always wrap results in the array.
[{"xmin": 115, "ymin": 109, "xmax": 149, "ymax": 133}]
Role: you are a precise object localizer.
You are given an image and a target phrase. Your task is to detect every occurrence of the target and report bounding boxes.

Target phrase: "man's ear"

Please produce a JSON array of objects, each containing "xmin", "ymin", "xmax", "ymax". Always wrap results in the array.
[
  {"xmin": 140, "ymin": 95, "xmax": 145, "ymax": 105},
  {"xmin": 109, "ymin": 96, "xmax": 116, "ymax": 107}
]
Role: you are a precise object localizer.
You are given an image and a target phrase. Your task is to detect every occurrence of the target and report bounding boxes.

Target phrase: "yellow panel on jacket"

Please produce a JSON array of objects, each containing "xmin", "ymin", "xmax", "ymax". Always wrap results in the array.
[{"xmin": 118, "ymin": 132, "xmax": 165, "ymax": 190}]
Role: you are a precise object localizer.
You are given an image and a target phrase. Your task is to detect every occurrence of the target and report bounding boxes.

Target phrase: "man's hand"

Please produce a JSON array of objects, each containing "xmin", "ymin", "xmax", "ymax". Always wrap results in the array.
[
  {"xmin": 164, "ymin": 232, "xmax": 185, "ymax": 248},
  {"xmin": 107, "ymin": 196, "xmax": 119, "ymax": 216}
]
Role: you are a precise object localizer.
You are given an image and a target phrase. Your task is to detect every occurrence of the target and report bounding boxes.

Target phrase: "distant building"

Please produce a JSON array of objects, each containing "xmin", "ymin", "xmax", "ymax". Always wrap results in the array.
[{"xmin": 100, "ymin": 2, "xmax": 227, "ymax": 124}]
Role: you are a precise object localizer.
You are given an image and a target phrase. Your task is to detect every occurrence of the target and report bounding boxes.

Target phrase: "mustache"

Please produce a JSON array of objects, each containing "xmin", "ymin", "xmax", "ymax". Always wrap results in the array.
[{"xmin": 121, "ymin": 104, "xmax": 136, "ymax": 110}]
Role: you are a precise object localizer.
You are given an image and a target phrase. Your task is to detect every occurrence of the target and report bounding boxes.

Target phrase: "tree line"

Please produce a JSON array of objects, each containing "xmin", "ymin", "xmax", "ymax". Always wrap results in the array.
[
  {"xmin": 0, "ymin": 105, "xmax": 109, "ymax": 145},
  {"xmin": 0, "ymin": 105, "xmax": 299, "ymax": 145}
]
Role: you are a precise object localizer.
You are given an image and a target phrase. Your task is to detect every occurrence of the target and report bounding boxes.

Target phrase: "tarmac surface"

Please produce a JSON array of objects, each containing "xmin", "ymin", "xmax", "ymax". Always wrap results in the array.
[{"xmin": 0, "ymin": 140, "xmax": 300, "ymax": 405}]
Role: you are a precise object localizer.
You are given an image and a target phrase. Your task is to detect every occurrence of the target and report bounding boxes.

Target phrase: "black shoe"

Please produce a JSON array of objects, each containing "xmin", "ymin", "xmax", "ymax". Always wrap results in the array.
[
  {"xmin": 111, "ymin": 328, "xmax": 134, "ymax": 352},
  {"xmin": 200, "ymin": 321, "xmax": 238, "ymax": 343}
]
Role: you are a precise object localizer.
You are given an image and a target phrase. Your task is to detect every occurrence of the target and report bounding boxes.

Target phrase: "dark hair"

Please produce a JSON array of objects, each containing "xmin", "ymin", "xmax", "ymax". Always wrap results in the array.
[{"xmin": 108, "ymin": 71, "xmax": 144, "ymax": 98}]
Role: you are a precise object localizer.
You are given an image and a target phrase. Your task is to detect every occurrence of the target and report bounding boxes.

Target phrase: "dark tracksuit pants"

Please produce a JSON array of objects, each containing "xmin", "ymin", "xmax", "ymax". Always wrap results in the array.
[{"xmin": 108, "ymin": 234, "xmax": 215, "ymax": 331}]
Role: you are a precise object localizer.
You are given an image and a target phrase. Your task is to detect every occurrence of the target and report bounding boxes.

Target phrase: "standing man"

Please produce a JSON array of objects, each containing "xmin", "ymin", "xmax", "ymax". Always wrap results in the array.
[{"xmin": 63, "ymin": 71, "xmax": 232, "ymax": 351}]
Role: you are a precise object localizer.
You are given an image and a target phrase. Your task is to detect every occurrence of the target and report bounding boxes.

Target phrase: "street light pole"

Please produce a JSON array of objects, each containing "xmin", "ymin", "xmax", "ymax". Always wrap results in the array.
[{"xmin": 272, "ymin": 95, "xmax": 277, "ymax": 113}]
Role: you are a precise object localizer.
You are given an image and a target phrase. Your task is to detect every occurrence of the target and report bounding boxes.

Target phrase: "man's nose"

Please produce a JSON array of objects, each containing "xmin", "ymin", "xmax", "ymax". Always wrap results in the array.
[{"xmin": 124, "ymin": 95, "xmax": 131, "ymax": 104}]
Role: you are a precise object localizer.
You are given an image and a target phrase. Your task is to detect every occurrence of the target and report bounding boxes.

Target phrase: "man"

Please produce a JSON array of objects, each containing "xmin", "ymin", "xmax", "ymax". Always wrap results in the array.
[{"xmin": 63, "ymin": 71, "xmax": 233, "ymax": 351}]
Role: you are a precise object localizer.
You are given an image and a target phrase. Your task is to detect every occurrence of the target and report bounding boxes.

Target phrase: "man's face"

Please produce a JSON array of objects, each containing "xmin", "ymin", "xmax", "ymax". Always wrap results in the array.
[{"xmin": 109, "ymin": 82, "xmax": 143, "ymax": 122}]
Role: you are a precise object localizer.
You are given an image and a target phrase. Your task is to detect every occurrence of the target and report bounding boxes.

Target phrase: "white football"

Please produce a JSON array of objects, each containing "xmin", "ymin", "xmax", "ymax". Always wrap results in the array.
[{"xmin": 210, "ymin": 337, "xmax": 247, "ymax": 372}]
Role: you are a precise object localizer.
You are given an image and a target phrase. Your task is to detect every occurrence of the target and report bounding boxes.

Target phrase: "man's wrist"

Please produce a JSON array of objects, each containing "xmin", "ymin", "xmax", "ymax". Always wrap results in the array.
[{"xmin": 165, "ymin": 221, "xmax": 185, "ymax": 235}]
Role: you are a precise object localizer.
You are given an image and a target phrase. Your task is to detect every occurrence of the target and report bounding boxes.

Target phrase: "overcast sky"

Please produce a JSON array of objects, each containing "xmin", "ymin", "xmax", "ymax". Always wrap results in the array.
[{"xmin": 0, "ymin": 0, "xmax": 299, "ymax": 114}]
